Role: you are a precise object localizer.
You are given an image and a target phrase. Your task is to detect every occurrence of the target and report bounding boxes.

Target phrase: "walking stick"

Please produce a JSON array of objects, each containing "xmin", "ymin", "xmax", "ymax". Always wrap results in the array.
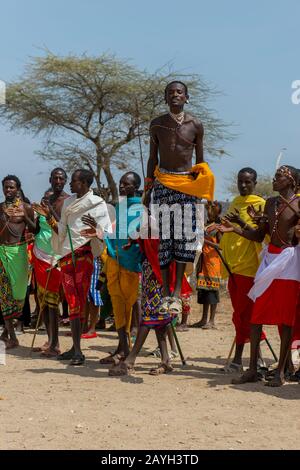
[
  {"xmin": 66, "ymin": 224, "xmax": 76, "ymax": 269},
  {"xmin": 225, "ymin": 337, "xmax": 236, "ymax": 368},
  {"xmin": 264, "ymin": 338, "xmax": 278, "ymax": 363},
  {"xmin": 29, "ymin": 266, "xmax": 52, "ymax": 356},
  {"xmin": 170, "ymin": 321, "xmax": 186, "ymax": 366},
  {"xmin": 211, "ymin": 241, "xmax": 279, "ymax": 363}
]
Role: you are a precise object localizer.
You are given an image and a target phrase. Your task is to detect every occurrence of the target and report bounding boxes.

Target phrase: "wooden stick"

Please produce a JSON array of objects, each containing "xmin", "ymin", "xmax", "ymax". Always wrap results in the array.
[
  {"xmin": 279, "ymin": 195, "xmax": 300, "ymax": 218},
  {"xmin": 29, "ymin": 267, "xmax": 52, "ymax": 356},
  {"xmin": 225, "ymin": 337, "xmax": 236, "ymax": 368},
  {"xmin": 170, "ymin": 322, "xmax": 186, "ymax": 366}
]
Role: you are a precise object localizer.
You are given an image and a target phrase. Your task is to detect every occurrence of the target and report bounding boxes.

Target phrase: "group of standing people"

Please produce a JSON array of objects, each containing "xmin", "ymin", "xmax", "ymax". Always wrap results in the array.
[{"xmin": 0, "ymin": 80, "xmax": 300, "ymax": 387}]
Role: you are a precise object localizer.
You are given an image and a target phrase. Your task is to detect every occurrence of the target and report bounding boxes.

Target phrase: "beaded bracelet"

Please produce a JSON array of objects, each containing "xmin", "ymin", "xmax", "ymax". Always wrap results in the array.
[{"xmin": 144, "ymin": 177, "xmax": 154, "ymax": 192}]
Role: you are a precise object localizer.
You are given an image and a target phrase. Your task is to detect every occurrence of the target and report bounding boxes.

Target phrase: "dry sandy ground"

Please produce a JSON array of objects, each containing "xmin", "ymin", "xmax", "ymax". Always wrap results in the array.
[{"xmin": 1, "ymin": 295, "xmax": 300, "ymax": 451}]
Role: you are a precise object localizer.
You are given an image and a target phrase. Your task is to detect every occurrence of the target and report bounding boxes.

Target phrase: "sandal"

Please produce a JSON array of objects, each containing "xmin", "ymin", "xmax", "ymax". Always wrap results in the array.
[
  {"xmin": 41, "ymin": 348, "xmax": 61, "ymax": 357},
  {"xmin": 99, "ymin": 353, "xmax": 124, "ymax": 365},
  {"xmin": 108, "ymin": 362, "xmax": 135, "ymax": 376},
  {"xmin": 168, "ymin": 297, "xmax": 182, "ymax": 315},
  {"xmin": 169, "ymin": 350, "xmax": 179, "ymax": 360},
  {"xmin": 57, "ymin": 349, "xmax": 74, "ymax": 361},
  {"xmin": 221, "ymin": 362, "xmax": 243, "ymax": 374},
  {"xmin": 5, "ymin": 339, "xmax": 19, "ymax": 350},
  {"xmin": 70, "ymin": 354, "xmax": 85, "ymax": 366},
  {"xmin": 32, "ymin": 342, "xmax": 50, "ymax": 353},
  {"xmin": 148, "ymin": 347, "xmax": 161, "ymax": 358},
  {"xmin": 149, "ymin": 363, "xmax": 173, "ymax": 376},
  {"xmin": 81, "ymin": 332, "xmax": 98, "ymax": 339},
  {"xmin": 158, "ymin": 297, "xmax": 172, "ymax": 315}
]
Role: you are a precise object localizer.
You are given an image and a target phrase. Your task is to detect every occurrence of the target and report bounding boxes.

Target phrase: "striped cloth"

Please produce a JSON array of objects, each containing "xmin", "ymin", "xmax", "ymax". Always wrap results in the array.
[{"xmin": 88, "ymin": 257, "xmax": 103, "ymax": 307}]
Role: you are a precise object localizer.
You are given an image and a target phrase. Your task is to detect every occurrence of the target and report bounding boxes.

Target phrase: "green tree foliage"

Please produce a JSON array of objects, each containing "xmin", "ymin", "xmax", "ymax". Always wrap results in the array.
[{"xmin": 0, "ymin": 51, "xmax": 232, "ymax": 202}]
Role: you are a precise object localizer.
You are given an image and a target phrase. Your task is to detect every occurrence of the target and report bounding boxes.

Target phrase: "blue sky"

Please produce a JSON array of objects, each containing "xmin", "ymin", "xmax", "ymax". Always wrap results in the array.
[{"xmin": 0, "ymin": 0, "xmax": 299, "ymax": 201}]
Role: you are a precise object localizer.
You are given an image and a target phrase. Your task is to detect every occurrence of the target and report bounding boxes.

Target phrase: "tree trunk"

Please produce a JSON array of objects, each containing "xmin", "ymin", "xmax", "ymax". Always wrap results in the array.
[
  {"xmin": 103, "ymin": 164, "xmax": 118, "ymax": 204},
  {"xmin": 94, "ymin": 174, "xmax": 101, "ymax": 190}
]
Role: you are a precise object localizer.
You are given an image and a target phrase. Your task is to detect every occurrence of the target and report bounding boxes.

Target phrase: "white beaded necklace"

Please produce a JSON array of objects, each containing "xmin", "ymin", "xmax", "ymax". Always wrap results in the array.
[{"xmin": 169, "ymin": 111, "xmax": 185, "ymax": 126}]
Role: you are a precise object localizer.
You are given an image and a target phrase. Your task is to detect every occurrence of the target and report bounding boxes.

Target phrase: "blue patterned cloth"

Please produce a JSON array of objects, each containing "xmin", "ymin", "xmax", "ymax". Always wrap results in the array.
[{"xmin": 88, "ymin": 257, "xmax": 103, "ymax": 306}]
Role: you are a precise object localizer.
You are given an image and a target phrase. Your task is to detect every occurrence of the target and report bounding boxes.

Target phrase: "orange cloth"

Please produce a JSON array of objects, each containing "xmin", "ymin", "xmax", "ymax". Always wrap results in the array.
[
  {"xmin": 197, "ymin": 226, "xmax": 221, "ymax": 290},
  {"xmin": 106, "ymin": 255, "xmax": 139, "ymax": 332},
  {"xmin": 154, "ymin": 162, "xmax": 215, "ymax": 201}
]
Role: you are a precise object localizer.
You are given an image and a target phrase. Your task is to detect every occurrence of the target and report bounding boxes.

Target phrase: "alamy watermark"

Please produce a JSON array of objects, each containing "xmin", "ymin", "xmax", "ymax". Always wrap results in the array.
[
  {"xmin": 0, "ymin": 340, "xmax": 6, "ymax": 365},
  {"xmin": 105, "ymin": 199, "xmax": 205, "ymax": 252},
  {"xmin": 291, "ymin": 80, "xmax": 300, "ymax": 104},
  {"xmin": 0, "ymin": 80, "xmax": 6, "ymax": 105}
]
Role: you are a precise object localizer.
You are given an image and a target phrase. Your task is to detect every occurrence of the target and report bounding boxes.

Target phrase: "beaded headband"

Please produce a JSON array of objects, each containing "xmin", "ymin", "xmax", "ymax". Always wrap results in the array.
[{"xmin": 277, "ymin": 166, "xmax": 297, "ymax": 189}]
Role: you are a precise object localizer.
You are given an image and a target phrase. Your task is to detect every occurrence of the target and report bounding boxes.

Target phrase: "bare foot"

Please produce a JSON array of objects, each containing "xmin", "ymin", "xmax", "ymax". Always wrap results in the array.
[
  {"xmin": 265, "ymin": 371, "xmax": 285, "ymax": 387},
  {"xmin": 5, "ymin": 339, "xmax": 19, "ymax": 350},
  {"xmin": 191, "ymin": 319, "xmax": 208, "ymax": 328},
  {"xmin": 231, "ymin": 370, "xmax": 258, "ymax": 384},
  {"xmin": 202, "ymin": 322, "xmax": 217, "ymax": 330},
  {"xmin": 176, "ymin": 324, "xmax": 189, "ymax": 332}
]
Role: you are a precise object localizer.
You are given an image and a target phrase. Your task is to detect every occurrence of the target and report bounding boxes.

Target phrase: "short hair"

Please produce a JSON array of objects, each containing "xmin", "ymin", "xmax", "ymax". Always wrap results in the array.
[
  {"xmin": 74, "ymin": 169, "xmax": 94, "ymax": 187},
  {"xmin": 238, "ymin": 167, "xmax": 257, "ymax": 181},
  {"xmin": 50, "ymin": 167, "xmax": 67, "ymax": 180},
  {"xmin": 164, "ymin": 81, "xmax": 189, "ymax": 102},
  {"xmin": 2, "ymin": 175, "xmax": 21, "ymax": 189},
  {"xmin": 121, "ymin": 171, "xmax": 141, "ymax": 189}
]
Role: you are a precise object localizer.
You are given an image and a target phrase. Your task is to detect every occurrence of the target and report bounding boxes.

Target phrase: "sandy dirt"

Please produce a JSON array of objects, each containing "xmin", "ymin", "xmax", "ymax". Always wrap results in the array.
[{"xmin": 1, "ymin": 294, "xmax": 300, "ymax": 451}]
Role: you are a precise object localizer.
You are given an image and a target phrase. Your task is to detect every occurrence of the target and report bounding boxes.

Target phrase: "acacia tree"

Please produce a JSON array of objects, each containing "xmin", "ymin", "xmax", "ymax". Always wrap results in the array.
[{"xmin": 0, "ymin": 52, "xmax": 232, "ymax": 202}]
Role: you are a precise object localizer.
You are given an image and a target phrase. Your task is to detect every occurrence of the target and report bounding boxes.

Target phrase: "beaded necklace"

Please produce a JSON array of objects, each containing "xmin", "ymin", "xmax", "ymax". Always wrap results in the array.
[
  {"xmin": 150, "ymin": 117, "xmax": 196, "ymax": 148},
  {"xmin": 270, "ymin": 194, "xmax": 298, "ymax": 246},
  {"xmin": 1, "ymin": 198, "xmax": 25, "ymax": 239},
  {"xmin": 169, "ymin": 111, "xmax": 185, "ymax": 126}
]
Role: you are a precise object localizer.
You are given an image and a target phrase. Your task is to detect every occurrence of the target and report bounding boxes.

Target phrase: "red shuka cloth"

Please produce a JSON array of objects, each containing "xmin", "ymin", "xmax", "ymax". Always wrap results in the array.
[
  {"xmin": 278, "ymin": 288, "xmax": 300, "ymax": 347},
  {"xmin": 60, "ymin": 246, "xmax": 94, "ymax": 321},
  {"xmin": 251, "ymin": 279, "xmax": 300, "ymax": 327},
  {"xmin": 32, "ymin": 253, "xmax": 62, "ymax": 293},
  {"xmin": 228, "ymin": 273, "xmax": 266, "ymax": 345}
]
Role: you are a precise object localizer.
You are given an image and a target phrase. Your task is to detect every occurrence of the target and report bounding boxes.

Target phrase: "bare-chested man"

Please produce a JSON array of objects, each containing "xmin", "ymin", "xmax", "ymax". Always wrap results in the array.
[
  {"xmin": 0, "ymin": 175, "xmax": 34, "ymax": 349},
  {"xmin": 32, "ymin": 168, "xmax": 69, "ymax": 356},
  {"xmin": 218, "ymin": 165, "xmax": 300, "ymax": 387},
  {"xmin": 144, "ymin": 81, "xmax": 214, "ymax": 319}
]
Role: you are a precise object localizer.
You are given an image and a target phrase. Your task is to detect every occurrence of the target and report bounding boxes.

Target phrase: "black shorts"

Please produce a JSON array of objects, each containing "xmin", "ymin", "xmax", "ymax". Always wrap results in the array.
[{"xmin": 197, "ymin": 289, "xmax": 220, "ymax": 305}]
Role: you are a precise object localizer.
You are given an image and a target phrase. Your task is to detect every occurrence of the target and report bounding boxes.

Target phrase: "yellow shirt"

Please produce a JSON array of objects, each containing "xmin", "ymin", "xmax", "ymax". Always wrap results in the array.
[{"xmin": 220, "ymin": 194, "xmax": 266, "ymax": 278}]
